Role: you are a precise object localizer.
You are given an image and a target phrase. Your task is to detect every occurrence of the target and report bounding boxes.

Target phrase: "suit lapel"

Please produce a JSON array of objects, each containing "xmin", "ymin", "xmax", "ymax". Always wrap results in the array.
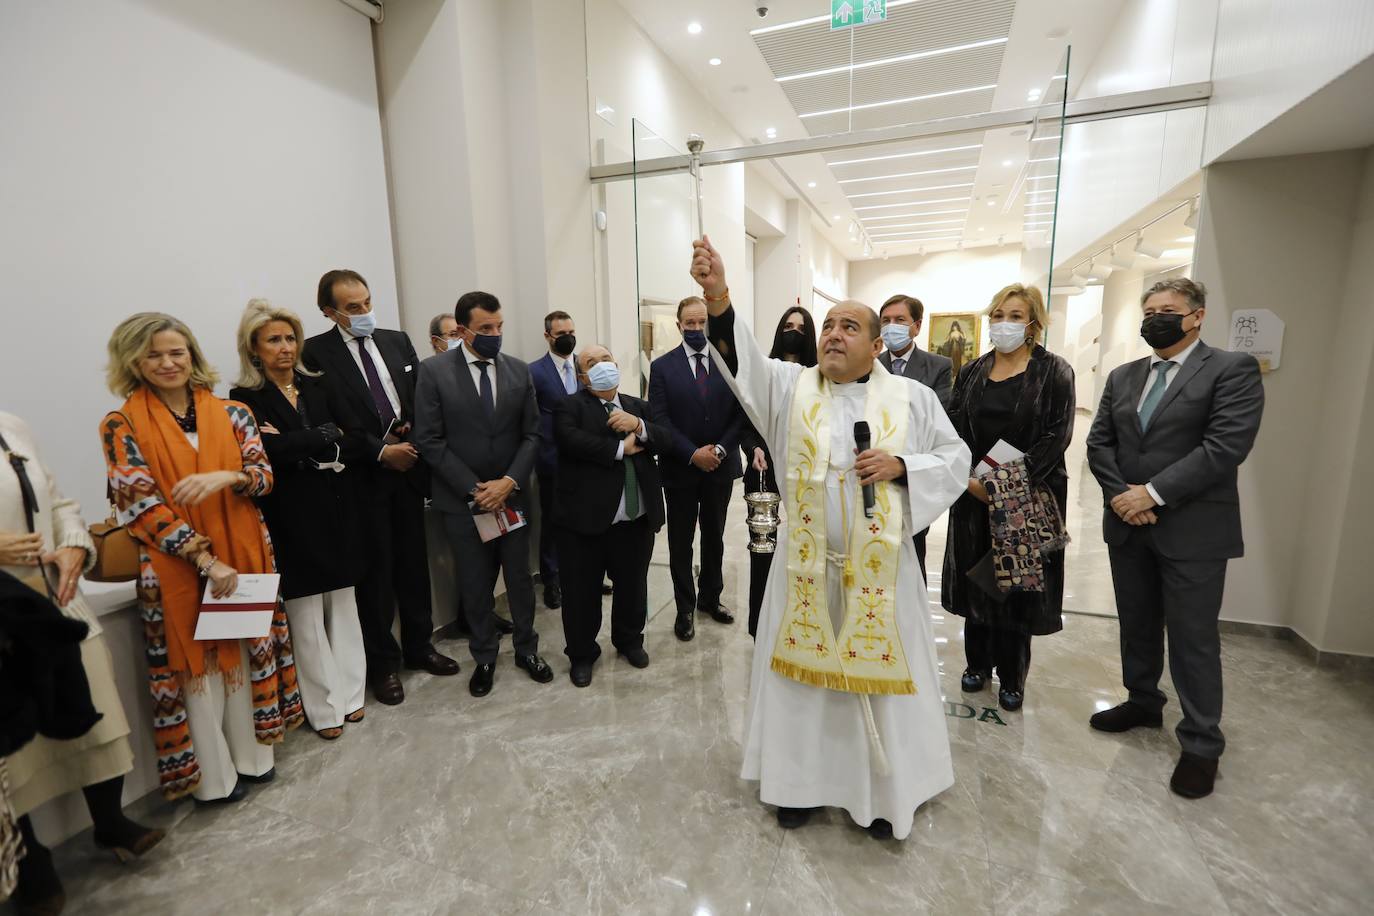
[
  {"xmin": 323, "ymin": 330, "xmax": 376, "ymax": 411},
  {"xmin": 1146, "ymin": 343, "xmax": 1211, "ymax": 431}
]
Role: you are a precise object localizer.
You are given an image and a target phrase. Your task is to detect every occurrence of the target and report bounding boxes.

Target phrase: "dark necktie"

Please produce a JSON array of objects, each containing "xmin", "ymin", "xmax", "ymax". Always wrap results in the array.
[
  {"xmin": 1138, "ymin": 361, "xmax": 1176, "ymax": 431},
  {"xmin": 476, "ymin": 360, "xmax": 495, "ymax": 419},
  {"xmin": 693, "ymin": 352, "xmax": 708, "ymax": 396},
  {"xmin": 891, "ymin": 357, "xmax": 906, "ymax": 376},
  {"xmin": 605, "ymin": 401, "xmax": 640, "ymax": 519},
  {"xmin": 354, "ymin": 337, "xmax": 397, "ymax": 427}
]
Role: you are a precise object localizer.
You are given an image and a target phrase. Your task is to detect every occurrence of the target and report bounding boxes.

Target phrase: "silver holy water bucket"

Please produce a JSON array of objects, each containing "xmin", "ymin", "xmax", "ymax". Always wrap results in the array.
[{"xmin": 744, "ymin": 490, "xmax": 781, "ymax": 554}]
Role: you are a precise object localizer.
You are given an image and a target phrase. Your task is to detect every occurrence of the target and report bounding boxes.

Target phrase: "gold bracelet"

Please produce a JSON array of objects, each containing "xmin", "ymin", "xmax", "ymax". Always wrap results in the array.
[{"xmin": 704, "ymin": 287, "xmax": 730, "ymax": 303}]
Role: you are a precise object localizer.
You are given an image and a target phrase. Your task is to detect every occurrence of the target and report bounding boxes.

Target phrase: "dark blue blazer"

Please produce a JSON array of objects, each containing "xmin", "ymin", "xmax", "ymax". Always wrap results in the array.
[
  {"xmin": 529, "ymin": 352, "xmax": 574, "ymax": 475},
  {"xmin": 647, "ymin": 345, "xmax": 746, "ymax": 487}
]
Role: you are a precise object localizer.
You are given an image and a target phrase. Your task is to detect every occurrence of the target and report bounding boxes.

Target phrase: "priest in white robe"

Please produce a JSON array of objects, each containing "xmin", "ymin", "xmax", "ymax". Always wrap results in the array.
[{"xmin": 689, "ymin": 237, "xmax": 970, "ymax": 840}]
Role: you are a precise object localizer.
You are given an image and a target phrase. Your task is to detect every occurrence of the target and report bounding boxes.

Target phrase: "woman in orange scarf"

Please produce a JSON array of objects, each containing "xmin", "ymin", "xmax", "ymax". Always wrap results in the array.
[{"xmin": 100, "ymin": 313, "xmax": 302, "ymax": 804}]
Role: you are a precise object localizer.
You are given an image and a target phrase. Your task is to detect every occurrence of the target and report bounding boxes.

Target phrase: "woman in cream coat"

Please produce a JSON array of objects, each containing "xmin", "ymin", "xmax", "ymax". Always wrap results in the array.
[{"xmin": 0, "ymin": 412, "xmax": 163, "ymax": 915}]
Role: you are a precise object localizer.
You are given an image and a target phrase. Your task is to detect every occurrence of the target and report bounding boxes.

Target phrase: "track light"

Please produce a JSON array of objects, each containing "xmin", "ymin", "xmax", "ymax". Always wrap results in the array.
[
  {"xmin": 1183, "ymin": 199, "xmax": 1199, "ymax": 229},
  {"xmin": 1049, "ymin": 285, "xmax": 1086, "ymax": 297},
  {"xmin": 1134, "ymin": 236, "xmax": 1166, "ymax": 259},
  {"xmin": 1110, "ymin": 242, "xmax": 1136, "ymax": 270},
  {"xmin": 1086, "ymin": 260, "xmax": 1113, "ymax": 280}
]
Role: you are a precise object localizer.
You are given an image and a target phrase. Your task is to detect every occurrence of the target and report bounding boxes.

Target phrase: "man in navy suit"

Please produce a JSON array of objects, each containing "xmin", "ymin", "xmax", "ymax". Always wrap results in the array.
[
  {"xmin": 528, "ymin": 310, "xmax": 578, "ymax": 609},
  {"xmin": 648, "ymin": 295, "xmax": 747, "ymax": 641}
]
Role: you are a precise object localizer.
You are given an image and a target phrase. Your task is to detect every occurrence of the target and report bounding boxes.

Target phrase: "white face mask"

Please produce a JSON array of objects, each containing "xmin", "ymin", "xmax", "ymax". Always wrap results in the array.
[{"xmin": 989, "ymin": 321, "xmax": 1029, "ymax": 353}]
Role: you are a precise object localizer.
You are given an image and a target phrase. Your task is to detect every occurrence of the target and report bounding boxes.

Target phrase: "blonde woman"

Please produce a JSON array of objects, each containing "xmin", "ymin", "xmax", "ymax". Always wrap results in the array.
[
  {"xmin": 99, "ymin": 313, "xmax": 303, "ymax": 804},
  {"xmin": 941, "ymin": 285, "xmax": 1075, "ymax": 712},
  {"xmin": 1, "ymin": 412, "xmax": 164, "ymax": 913},
  {"xmin": 229, "ymin": 300, "xmax": 369, "ymax": 740}
]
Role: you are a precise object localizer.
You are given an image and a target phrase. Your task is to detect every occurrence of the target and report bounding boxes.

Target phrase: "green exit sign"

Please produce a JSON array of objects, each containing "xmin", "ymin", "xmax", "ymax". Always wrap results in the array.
[{"xmin": 831, "ymin": 0, "xmax": 886, "ymax": 30}]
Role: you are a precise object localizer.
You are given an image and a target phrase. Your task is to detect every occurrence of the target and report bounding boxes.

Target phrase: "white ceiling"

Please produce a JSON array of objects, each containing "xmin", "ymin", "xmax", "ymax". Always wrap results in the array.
[{"xmin": 616, "ymin": 0, "xmax": 1127, "ymax": 261}]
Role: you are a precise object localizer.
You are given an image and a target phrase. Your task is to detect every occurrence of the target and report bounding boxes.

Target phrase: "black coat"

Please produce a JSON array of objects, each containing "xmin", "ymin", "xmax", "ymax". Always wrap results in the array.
[
  {"xmin": 552, "ymin": 389, "xmax": 668, "ymax": 534},
  {"xmin": 230, "ymin": 373, "xmax": 370, "ymax": 600},
  {"xmin": 302, "ymin": 326, "xmax": 429, "ymax": 498},
  {"xmin": 941, "ymin": 346, "xmax": 1075, "ymax": 635},
  {"xmin": 646, "ymin": 346, "xmax": 747, "ymax": 486}
]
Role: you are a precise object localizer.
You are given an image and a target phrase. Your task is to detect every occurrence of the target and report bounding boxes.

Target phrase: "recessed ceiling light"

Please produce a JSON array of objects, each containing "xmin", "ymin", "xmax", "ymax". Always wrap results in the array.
[
  {"xmin": 709, "ymin": 57, "xmax": 722, "ymax": 66},
  {"xmin": 861, "ymin": 219, "xmax": 966, "ymax": 230},
  {"xmin": 687, "ymin": 22, "xmax": 702, "ymax": 34},
  {"xmin": 765, "ymin": 127, "xmax": 777, "ymax": 139},
  {"xmin": 800, "ymin": 84, "xmax": 996, "ymax": 120},
  {"xmin": 1001, "ymin": 159, "xmax": 1013, "ymax": 167},
  {"xmin": 862, "ymin": 208, "xmax": 969, "ymax": 221},
  {"xmin": 829, "ymin": 143, "xmax": 983, "ymax": 167},
  {"xmin": 807, "ymin": 181, "xmax": 816, "ymax": 188},
  {"xmin": 838, "ymin": 165, "xmax": 977, "ymax": 185},
  {"xmin": 775, "ymin": 37, "xmax": 1009, "ymax": 83},
  {"xmin": 832, "ymin": 213, "xmax": 841, "ymax": 219},
  {"xmin": 1027, "ymin": 88, "xmax": 1042, "ymax": 101},
  {"xmin": 977, "ymin": 226, "xmax": 985, "ymax": 231},
  {"xmin": 986, "ymin": 200, "xmax": 996, "ymax": 207}
]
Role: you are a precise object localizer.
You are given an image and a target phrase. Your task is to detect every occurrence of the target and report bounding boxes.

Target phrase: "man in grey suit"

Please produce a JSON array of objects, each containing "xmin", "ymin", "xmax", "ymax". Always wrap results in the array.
[
  {"xmin": 1086, "ymin": 277, "xmax": 1264, "ymax": 799},
  {"xmin": 878, "ymin": 293, "xmax": 954, "ymax": 579},
  {"xmin": 414, "ymin": 291, "xmax": 555, "ymax": 698}
]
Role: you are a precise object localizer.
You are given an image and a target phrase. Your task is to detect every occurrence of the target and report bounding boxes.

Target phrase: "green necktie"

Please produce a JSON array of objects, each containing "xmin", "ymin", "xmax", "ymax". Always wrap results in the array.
[
  {"xmin": 1138, "ymin": 361, "xmax": 1176, "ymax": 431},
  {"xmin": 606, "ymin": 401, "xmax": 640, "ymax": 518}
]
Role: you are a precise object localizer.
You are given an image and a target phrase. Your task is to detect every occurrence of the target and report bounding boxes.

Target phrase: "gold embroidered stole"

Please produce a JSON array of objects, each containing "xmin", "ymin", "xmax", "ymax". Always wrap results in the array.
[{"xmin": 771, "ymin": 363, "xmax": 915, "ymax": 695}]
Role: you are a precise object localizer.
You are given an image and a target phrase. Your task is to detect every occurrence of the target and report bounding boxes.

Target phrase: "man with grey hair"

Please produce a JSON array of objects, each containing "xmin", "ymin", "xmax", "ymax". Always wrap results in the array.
[
  {"xmin": 1087, "ymin": 276, "xmax": 1265, "ymax": 800},
  {"xmin": 690, "ymin": 236, "xmax": 970, "ymax": 841},
  {"xmin": 428, "ymin": 312, "xmax": 462, "ymax": 356}
]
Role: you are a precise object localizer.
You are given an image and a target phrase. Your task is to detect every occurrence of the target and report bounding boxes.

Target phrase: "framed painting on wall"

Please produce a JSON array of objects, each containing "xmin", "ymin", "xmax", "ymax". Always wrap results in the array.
[{"xmin": 928, "ymin": 312, "xmax": 981, "ymax": 380}]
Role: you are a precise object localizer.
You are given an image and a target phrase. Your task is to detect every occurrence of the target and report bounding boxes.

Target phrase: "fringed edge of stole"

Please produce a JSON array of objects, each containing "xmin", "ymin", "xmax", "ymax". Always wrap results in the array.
[{"xmin": 770, "ymin": 657, "xmax": 916, "ymax": 695}]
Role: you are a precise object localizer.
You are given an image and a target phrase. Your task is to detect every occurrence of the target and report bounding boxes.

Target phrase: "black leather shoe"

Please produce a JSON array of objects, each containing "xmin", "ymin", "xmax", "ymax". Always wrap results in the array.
[
  {"xmin": 543, "ymin": 584, "xmax": 562, "ymax": 609},
  {"xmin": 601, "ymin": 581, "xmax": 614, "ymax": 595},
  {"xmin": 617, "ymin": 646, "xmax": 650, "ymax": 669},
  {"xmin": 405, "ymin": 648, "xmax": 460, "ymax": 676},
  {"xmin": 776, "ymin": 807, "xmax": 814, "ymax": 829},
  {"xmin": 674, "ymin": 612, "xmax": 695, "ymax": 641},
  {"xmin": 998, "ymin": 689, "xmax": 1024, "ymax": 712},
  {"xmin": 194, "ymin": 779, "xmax": 248, "ymax": 806},
  {"xmin": 699, "ymin": 604, "xmax": 735, "ymax": 624},
  {"xmin": 238, "ymin": 767, "xmax": 275, "ymax": 785},
  {"xmin": 469, "ymin": 663, "xmax": 495, "ymax": 697},
  {"xmin": 515, "ymin": 653, "xmax": 555, "ymax": 683},
  {"xmin": 867, "ymin": 818, "xmax": 894, "ymax": 840},
  {"xmin": 1171, "ymin": 752, "xmax": 1218, "ymax": 799},
  {"xmin": 491, "ymin": 614, "xmax": 515, "ymax": 635},
  {"xmin": 1089, "ymin": 702, "xmax": 1163, "ymax": 733},
  {"xmin": 370, "ymin": 673, "xmax": 405, "ymax": 705},
  {"xmin": 570, "ymin": 662, "xmax": 593, "ymax": 688},
  {"xmin": 960, "ymin": 669, "xmax": 988, "ymax": 692}
]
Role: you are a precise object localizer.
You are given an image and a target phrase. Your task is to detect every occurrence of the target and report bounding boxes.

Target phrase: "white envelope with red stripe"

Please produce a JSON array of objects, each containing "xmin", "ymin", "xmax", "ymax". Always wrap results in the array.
[
  {"xmin": 195, "ymin": 574, "xmax": 281, "ymax": 640},
  {"xmin": 974, "ymin": 439, "xmax": 1026, "ymax": 478}
]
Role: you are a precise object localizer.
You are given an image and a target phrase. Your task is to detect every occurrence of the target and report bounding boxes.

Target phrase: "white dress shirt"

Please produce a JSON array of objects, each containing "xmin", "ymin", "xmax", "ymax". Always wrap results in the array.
[
  {"xmin": 599, "ymin": 392, "xmax": 649, "ymax": 523},
  {"xmin": 1138, "ymin": 337, "xmax": 1201, "ymax": 506},
  {"xmin": 683, "ymin": 341, "xmax": 710, "ymax": 375},
  {"xmin": 550, "ymin": 351, "xmax": 577, "ymax": 394},
  {"xmin": 457, "ymin": 340, "xmax": 497, "ymax": 409},
  {"xmin": 336, "ymin": 324, "xmax": 402, "ymax": 417}
]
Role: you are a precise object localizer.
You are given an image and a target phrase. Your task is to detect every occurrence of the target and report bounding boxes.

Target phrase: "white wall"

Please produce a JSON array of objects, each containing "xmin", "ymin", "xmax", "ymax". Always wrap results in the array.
[
  {"xmin": 1192, "ymin": 148, "xmax": 1373, "ymax": 651},
  {"xmin": 1205, "ymin": 0, "xmax": 1374, "ymax": 163},
  {"xmin": 1052, "ymin": 0, "xmax": 1214, "ymax": 267},
  {"xmin": 809, "ymin": 229, "xmax": 850, "ymax": 305},
  {"xmin": 0, "ymin": 0, "xmax": 397, "ymax": 840}
]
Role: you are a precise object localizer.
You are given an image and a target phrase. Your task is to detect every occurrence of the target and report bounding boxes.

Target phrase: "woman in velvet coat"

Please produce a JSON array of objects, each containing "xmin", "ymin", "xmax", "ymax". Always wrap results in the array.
[{"xmin": 941, "ymin": 284, "xmax": 1075, "ymax": 711}]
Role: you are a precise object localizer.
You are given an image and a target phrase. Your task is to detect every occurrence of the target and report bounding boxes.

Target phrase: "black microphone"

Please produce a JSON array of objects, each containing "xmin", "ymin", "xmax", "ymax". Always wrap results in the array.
[{"xmin": 854, "ymin": 421, "xmax": 875, "ymax": 519}]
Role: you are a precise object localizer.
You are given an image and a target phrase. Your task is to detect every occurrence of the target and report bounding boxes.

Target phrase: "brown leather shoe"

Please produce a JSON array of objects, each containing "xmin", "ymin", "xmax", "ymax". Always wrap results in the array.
[
  {"xmin": 404, "ymin": 648, "xmax": 460, "ymax": 676},
  {"xmin": 1170, "ymin": 752, "xmax": 1218, "ymax": 799},
  {"xmin": 370, "ymin": 673, "xmax": 405, "ymax": 705}
]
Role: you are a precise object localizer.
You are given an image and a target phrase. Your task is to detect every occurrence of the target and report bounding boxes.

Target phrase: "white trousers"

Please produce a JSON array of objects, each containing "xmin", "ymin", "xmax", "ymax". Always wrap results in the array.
[
  {"xmin": 285, "ymin": 586, "xmax": 367, "ymax": 730},
  {"xmin": 185, "ymin": 642, "xmax": 274, "ymax": 801}
]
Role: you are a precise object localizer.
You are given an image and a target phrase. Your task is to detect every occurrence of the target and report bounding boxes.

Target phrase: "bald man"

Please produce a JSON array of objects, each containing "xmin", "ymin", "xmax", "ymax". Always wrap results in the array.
[
  {"xmin": 691, "ymin": 236, "xmax": 969, "ymax": 841},
  {"xmin": 551, "ymin": 345, "xmax": 668, "ymax": 687}
]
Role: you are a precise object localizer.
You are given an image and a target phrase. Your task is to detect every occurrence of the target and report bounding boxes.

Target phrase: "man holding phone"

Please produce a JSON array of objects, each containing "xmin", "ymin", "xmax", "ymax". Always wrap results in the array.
[{"xmin": 304, "ymin": 269, "xmax": 459, "ymax": 707}]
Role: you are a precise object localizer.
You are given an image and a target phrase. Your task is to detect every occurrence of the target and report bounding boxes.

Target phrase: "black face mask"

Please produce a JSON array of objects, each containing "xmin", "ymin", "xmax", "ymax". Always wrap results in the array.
[
  {"xmin": 780, "ymin": 329, "xmax": 806, "ymax": 355},
  {"xmin": 1140, "ymin": 312, "xmax": 1190, "ymax": 349},
  {"xmin": 551, "ymin": 334, "xmax": 576, "ymax": 357}
]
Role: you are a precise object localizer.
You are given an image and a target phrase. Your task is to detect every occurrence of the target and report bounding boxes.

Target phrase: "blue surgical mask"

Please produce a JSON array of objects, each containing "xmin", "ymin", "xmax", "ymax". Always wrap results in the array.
[
  {"xmin": 446, "ymin": 338, "xmax": 461, "ymax": 351},
  {"xmin": 682, "ymin": 328, "xmax": 707, "ymax": 350},
  {"xmin": 471, "ymin": 333, "xmax": 502, "ymax": 359},
  {"xmin": 586, "ymin": 361, "xmax": 620, "ymax": 391},
  {"xmin": 342, "ymin": 310, "xmax": 377, "ymax": 337},
  {"xmin": 880, "ymin": 323, "xmax": 912, "ymax": 352}
]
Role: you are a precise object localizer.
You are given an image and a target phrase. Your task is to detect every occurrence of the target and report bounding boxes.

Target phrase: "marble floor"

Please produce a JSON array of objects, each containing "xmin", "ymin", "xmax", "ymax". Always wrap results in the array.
[{"xmin": 26, "ymin": 478, "xmax": 1374, "ymax": 915}]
